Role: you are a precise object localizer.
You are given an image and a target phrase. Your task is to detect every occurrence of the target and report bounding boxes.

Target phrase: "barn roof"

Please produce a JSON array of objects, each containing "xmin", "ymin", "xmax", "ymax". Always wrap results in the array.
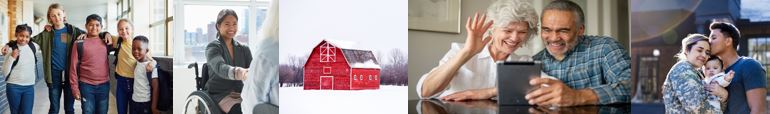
[{"xmin": 341, "ymin": 49, "xmax": 380, "ymax": 69}]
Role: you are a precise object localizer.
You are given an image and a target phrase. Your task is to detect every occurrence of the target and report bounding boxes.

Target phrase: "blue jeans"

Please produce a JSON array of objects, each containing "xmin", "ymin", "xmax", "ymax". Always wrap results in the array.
[
  {"xmin": 115, "ymin": 75, "xmax": 134, "ymax": 114},
  {"xmin": 7, "ymin": 83, "xmax": 34, "ymax": 114},
  {"xmin": 48, "ymin": 69, "xmax": 74, "ymax": 114},
  {"xmin": 79, "ymin": 82, "xmax": 110, "ymax": 114},
  {"xmin": 131, "ymin": 102, "xmax": 151, "ymax": 114}
]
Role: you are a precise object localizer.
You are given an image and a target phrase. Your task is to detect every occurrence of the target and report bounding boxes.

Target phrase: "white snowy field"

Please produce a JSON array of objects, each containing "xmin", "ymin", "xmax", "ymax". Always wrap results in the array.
[{"xmin": 279, "ymin": 86, "xmax": 408, "ymax": 114}]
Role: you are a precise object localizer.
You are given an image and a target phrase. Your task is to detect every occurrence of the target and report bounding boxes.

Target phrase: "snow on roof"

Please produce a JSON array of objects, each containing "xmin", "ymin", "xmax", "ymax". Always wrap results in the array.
[
  {"xmin": 341, "ymin": 49, "xmax": 380, "ymax": 69},
  {"xmin": 350, "ymin": 60, "xmax": 380, "ymax": 69},
  {"xmin": 323, "ymin": 39, "xmax": 356, "ymax": 49}
]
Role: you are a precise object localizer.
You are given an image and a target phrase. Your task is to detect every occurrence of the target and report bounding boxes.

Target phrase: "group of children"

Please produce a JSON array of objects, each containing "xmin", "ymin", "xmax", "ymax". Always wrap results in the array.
[{"xmin": 0, "ymin": 3, "xmax": 160, "ymax": 114}]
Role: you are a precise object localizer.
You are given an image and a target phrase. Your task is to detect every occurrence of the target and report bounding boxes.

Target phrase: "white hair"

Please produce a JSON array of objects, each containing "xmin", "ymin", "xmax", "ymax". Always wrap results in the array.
[{"xmin": 485, "ymin": 0, "xmax": 539, "ymax": 42}]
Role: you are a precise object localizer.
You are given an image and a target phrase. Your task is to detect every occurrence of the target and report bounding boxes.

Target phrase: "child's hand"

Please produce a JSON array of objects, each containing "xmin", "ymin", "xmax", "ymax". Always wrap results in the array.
[
  {"xmin": 77, "ymin": 34, "xmax": 87, "ymax": 40},
  {"xmin": 44, "ymin": 25, "xmax": 53, "ymax": 32},
  {"xmin": 146, "ymin": 60, "xmax": 156, "ymax": 72},
  {"xmin": 103, "ymin": 32, "xmax": 113, "ymax": 45},
  {"xmin": 11, "ymin": 49, "xmax": 19, "ymax": 59},
  {"xmin": 74, "ymin": 92, "xmax": 81, "ymax": 100},
  {"xmin": 725, "ymin": 70, "xmax": 735, "ymax": 81},
  {"xmin": 1, "ymin": 45, "xmax": 8, "ymax": 55}
]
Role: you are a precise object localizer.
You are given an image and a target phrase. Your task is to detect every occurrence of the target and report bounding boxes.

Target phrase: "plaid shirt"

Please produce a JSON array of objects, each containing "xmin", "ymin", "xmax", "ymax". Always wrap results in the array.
[{"xmin": 533, "ymin": 35, "xmax": 631, "ymax": 105}]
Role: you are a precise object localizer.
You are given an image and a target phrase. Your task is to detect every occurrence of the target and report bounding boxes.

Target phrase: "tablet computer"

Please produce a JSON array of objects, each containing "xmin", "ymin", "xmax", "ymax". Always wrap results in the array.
[{"xmin": 496, "ymin": 61, "xmax": 542, "ymax": 106}]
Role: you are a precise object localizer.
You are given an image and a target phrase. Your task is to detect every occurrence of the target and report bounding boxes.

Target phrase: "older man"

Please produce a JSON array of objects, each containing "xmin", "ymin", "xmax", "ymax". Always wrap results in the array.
[
  {"xmin": 417, "ymin": 0, "xmax": 539, "ymax": 100},
  {"xmin": 525, "ymin": 0, "xmax": 631, "ymax": 106}
]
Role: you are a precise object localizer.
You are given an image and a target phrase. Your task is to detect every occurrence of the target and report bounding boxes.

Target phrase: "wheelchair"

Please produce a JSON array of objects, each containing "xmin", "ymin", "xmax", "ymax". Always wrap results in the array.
[
  {"xmin": 183, "ymin": 62, "xmax": 279, "ymax": 114},
  {"xmin": 184, "ymin": 62, "xmax": 222, "ymax": 114}
]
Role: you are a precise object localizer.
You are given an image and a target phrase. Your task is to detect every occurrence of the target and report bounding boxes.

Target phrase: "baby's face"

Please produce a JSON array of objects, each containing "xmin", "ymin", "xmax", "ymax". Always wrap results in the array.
[{"xmin": 703, "ymin": 60, "xmax": 722, "ymax": 77}]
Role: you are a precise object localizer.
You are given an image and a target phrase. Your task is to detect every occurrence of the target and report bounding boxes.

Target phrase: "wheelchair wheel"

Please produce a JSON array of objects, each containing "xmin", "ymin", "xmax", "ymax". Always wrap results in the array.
[{"xmin": 184, "ymin": 91, "xmax": 222, "ymax": 114}]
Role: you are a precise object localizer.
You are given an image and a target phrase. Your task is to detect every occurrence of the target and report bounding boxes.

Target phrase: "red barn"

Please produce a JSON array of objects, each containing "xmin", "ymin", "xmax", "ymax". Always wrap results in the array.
[{"xmin": 304, "ymin": 40, "xmax": 380, "ymax": 90}]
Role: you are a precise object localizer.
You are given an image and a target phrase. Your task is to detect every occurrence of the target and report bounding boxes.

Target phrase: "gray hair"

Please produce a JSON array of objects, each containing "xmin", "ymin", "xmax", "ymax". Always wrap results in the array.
[
  {"xmin": 543, "ymin": 0, "xmax": 585, "ymax": 27},
  {"xmin": 485, "ymin": 0, "xmax": 539, "ymax": 41}
]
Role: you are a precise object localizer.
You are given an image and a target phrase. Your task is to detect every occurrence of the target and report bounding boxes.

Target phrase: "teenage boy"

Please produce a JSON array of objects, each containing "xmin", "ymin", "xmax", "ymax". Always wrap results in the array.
[{"xmin": 69, "ymin": 14, "xmax": 111, "ymax": 114}]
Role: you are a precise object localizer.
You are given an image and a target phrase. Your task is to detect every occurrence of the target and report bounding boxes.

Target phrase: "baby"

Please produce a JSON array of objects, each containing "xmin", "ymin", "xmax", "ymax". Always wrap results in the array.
[{"xmin": 702, "ymin": 55, "xmax": 734, "ymax": 112}]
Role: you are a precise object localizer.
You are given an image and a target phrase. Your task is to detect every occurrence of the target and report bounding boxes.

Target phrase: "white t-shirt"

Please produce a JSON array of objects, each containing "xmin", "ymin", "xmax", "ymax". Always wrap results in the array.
[
  {"xmin": 704, "ymin": 72, "xmax": 731, "ymax": 112},
  {"xmin": 4, "ymin": 43, "xmax": 38, "ymax": 86},
  {"xmin": 132, "ymin": 61, "xmax": 157, "ymax": 102}
]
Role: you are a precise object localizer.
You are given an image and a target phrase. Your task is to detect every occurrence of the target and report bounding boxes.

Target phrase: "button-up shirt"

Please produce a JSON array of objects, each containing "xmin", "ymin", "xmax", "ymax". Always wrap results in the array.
[
  {"xmin": 532, "ymin": 35, "xmax": 631, "ymax": 104},
  {"xmin": 416, "ymin": 43, "xmax": 531, "ymax": 99}
]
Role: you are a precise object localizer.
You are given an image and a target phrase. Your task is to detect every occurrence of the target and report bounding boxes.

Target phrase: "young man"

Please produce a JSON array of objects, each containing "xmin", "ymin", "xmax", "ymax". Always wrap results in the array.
[
  {"xmin": 69, "ymin": 14, "xmax": 111, "ymax": 114},
  {"xmin": 708, "ymin": 22, "xmax": 767, "ymax": 114},
  {"xmin": 130, "ymin": 36, "xmax": 159, "ymax": 114}
]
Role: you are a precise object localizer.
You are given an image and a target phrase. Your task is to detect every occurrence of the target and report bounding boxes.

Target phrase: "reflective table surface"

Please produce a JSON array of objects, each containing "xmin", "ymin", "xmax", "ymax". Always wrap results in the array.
[{"xmin": 408, "ymin": 100, "xmax": 630, "ymax": 114}]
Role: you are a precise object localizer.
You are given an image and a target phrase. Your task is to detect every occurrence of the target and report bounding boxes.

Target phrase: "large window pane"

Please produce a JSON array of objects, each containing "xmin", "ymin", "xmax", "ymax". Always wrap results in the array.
[
  {"xmin": 748, "ymin": 37, "xmax": 770, "ymax": 88},
  {"xmin": 182, "ymin": 5, "xmax": 250, "ymax": 63}
]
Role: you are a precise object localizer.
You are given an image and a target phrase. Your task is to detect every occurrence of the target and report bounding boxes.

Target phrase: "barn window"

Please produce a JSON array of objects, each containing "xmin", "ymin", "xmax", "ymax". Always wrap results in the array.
[
  {"xmin": 375, "ymin": 75, "xmax": 378, "ymax": 80},
  {"xmin": 353, "ymin": 75, "xmax": 357, "ymax": 80},
  {"xmin": 319, "ymin": 43, "xmax": 337, "ymax": 62},
  {"xmin": 369, "ymin": 75, "xmax": 372, "ymax": 80},
  {"xmin": 323, "ymin": 67, "xmax": 331, "ymax": 74}
]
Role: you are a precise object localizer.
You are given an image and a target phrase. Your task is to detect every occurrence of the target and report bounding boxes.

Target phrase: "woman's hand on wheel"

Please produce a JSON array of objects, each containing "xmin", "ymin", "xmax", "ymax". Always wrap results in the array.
[{"xmin": 462, "ymin": 12, "xmax": 494, "ymax": 55}]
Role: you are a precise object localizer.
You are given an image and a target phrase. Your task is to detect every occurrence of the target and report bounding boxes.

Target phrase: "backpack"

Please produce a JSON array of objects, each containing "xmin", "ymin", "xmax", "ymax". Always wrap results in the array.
[{"xmin": 6, "ymin": 41, "xmax": 39, "ymax": 82}]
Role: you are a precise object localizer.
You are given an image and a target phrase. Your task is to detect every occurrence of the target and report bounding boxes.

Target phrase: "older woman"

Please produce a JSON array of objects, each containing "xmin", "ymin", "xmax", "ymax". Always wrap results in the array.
[
  {"xmin": 662, "ymin": 34, "xmax": 725, "ymax": 113},
  {"xmin": 416, "ymin": 0, "xmax": 539, "ymax": 100},
  {"xmin": 205, "ymin": 9, "xmax": 253, "ymax": 114}
]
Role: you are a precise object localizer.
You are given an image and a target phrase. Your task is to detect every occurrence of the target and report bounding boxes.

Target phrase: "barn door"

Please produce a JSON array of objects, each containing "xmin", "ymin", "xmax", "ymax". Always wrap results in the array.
[{"xmin": 320, "ymin": 76, "xmax": 333, "ymax": 90}]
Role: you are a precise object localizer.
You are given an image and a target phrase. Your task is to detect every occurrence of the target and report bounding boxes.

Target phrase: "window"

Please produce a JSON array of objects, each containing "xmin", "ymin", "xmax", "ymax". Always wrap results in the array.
[
  {"xmin": 149, "ymin": 0, "xmax": 173, "ymax": 56},
  {"xmin": 323, "ymin": 67, "xmax": 331, "ymax": 74},
  {"xmin": 353, "ymin": 75, "xmax": 356, "ymax": 80},
  {"xmin": 369, "ymin": 75, "xmax": 372, "ymax": 80},
  {"xmin": 175, "ymin": 0, "xmax": 269, "ymax": 65},
  {"xmin": 117, "ymin": 0, "xmax": 132, "ymax": 19},
  {"xmin": 319, "ymin": 43, "xmax": 336, "ymax": 62},
  {"xmin": 749, "ymin": 38, "xmax": 770, "ymax": 82}
]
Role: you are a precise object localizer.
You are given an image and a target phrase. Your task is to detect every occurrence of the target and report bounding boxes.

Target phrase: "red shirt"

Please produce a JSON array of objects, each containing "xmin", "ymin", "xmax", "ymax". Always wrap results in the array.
[{"xmin": 69, "ymin": 38, "xmax": 110, "ymax": 94}]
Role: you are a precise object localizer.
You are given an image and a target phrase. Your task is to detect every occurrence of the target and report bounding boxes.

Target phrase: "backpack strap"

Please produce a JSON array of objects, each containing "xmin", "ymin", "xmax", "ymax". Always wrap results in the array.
[
  {"xmin": 113, "ymin": 37, "xmax": 123, "ymax": 65},
  {"xmin": 147, "ymin": 63, "xmax": 155, "ymax": 95},
  {"xmin": 7, "ymin": 55, "xmax": 19, "ymax": 81},
  {"xmin": 77, "ymin": 40, "xmax": 84, "ymax": 79},
  {"xmin": 6, "ymin": 43, "xmax": 38, "ymax": 81},
  {"xmin": 29, "ymin": 43, "xmax": 37, "ymax": 63}
]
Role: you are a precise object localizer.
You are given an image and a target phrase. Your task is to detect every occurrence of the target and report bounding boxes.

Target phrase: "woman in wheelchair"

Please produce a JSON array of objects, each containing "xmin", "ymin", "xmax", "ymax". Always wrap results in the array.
[{"xmin": 204, "ymin": 9, "xmax": 253, "ymax": 114}]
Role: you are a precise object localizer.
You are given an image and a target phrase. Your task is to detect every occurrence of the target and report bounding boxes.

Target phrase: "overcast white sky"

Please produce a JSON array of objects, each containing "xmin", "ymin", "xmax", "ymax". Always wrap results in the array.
[{"xmin": 279, "ymin": 0, "xmax": 408, "ymax": 64}]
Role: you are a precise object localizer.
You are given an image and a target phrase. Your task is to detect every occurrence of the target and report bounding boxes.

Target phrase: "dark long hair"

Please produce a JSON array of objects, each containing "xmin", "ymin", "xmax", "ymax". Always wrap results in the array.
[{"xmin": 216, "ymin": 9, "xmax": 238, "ymax": 39}]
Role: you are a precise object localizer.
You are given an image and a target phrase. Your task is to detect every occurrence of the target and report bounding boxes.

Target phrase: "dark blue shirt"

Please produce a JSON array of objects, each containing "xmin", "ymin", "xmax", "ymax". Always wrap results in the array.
[
  {"xmin": 724, "ymin": 57, "xmax": 767, "ymax": 114},
  {"xmin": 51, "ymin": 26, "xmax": 69, "ymax": 71}
]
